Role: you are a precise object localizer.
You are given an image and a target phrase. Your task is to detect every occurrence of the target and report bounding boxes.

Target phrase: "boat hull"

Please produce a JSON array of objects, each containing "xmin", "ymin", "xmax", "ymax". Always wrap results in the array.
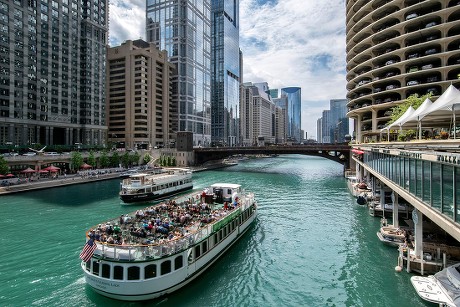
[
  {"xmin": 120, "ymin": 185, "xmax": 193, "ymax": 203},
  {"xmin": 83, "ymin": 208, "xmax": 257, "ymax": 301}
]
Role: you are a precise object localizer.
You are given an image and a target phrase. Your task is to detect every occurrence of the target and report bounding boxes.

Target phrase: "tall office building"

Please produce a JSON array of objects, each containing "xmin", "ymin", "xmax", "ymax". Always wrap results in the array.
[
  {"xmin": 146, "ymin": 1, "xmax": 211, "ymax": 147},
  {"xmin": 0, "ymin": 0, "xmax": 108, "ymax": 146},
  {"xmin": 321, "ymin": 110, "xmax": 331, "ymax": 143},
  {"xmin": 330, "ymin": 99, "xmax": 349, "ymax": 143},
  {"xmin": 346, "ymin": 1, "xmax": 460, "ymax": 143},
  {"xmin": 316, "ymin": 118, "xmax": 322, "ymax": 143},
  {"xmin": 106, "ymin": 40, "xmax": 175, "ymax": 150},
  {"xmin": 280, "ymin": 87, "xmax": 301, "ymax": 143},
  {"xmin": 210, "ymin": 0, "xmax": 240, "ymax": 147},
  {"xmin": 240, "ymin": 82, "xmax": 276, "ymax": 146}
]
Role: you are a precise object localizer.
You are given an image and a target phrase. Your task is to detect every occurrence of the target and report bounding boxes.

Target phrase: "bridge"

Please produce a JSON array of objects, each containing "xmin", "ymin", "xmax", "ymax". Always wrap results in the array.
[{"xmin": 194, "ymin": 144, "xmax": 352, "ymax": 168}]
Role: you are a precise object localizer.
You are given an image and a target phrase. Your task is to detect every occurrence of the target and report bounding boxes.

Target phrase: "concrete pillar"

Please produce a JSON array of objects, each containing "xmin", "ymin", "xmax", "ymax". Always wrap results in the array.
[
  {"xmin": 65, "ymin": 128, "xmax": 69, "ymax": 145},
  {"xmin": 393, "ymin": 192, "xmax": 399, "ymax": 228},
  {"xmin": 356, "ymin": 115, "xmax": 362, "ymax": 143},
  {"xmin": 49, "ymin": 127, "xmax": 54, "ymax": 145},
  {"xmin": 414, "ymin": 208, "xmax": 423, "ymax": 259},
  {"xmin": 45, "ymin": 126, "xmax": 50, "ymax": 145},
  {"xmin": 36, "ymin": 126, "xmax": 40, "ymax": 144}
]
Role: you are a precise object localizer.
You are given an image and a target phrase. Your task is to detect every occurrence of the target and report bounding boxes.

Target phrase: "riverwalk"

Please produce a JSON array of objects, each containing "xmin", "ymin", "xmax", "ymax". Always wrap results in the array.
[{"xmin": 0, "ymin": 170, "xmax": 121, "ymax": 195}]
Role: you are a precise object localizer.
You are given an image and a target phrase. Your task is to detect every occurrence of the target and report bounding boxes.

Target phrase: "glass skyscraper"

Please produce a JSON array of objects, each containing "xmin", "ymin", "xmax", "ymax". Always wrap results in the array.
[
  {"xmin": 280, "ymin": 87, "xmax": 301, "ymax": 143},
  {"xmin": 146, "ymin": 0, "xmax": 211, "ymax": 147},
  {"xmin": 210, "ymin": 0, "xmax": 240, "ymax": 147},
  {"xmin": 0, "ymin": 0, "xmax": 108, "ymax": 146}
]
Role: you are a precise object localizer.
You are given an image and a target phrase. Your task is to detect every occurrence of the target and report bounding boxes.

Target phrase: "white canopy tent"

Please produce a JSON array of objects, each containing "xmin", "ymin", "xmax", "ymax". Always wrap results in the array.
[
  {"xmin": 381, "ymin": 106, "xmax": 416, "ymax": 140},
  {"xmin": 399, "ymin": 98, "xmax": 433, "ymax": 139},
  {"xmin": 408, "ymin": 84, "xmax": 460, "ymax": 139}
]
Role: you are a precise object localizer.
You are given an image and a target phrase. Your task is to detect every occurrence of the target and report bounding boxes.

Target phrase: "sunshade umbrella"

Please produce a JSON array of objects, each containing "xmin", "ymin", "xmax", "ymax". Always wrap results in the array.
[
  {"xmin": 44, "ymin": 165, "xmax": 60, "ymax": 172},
  {"xmin": 80, "ymin": 163, "xmax": 92, "ymax": 169},
  {"xmin": 39, "ymin": 169, "xmax": 49, "ymax": 173},
  {"xmin": 21, "ymin": 167, "xmax": 36, "ymax": 173},
  {"xmin": 6, "ymin": 174, "xmax": 14, "ymax": 177}
]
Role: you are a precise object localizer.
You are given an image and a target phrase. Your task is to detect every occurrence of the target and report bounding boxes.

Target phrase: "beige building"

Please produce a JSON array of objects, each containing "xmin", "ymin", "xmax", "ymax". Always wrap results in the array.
[
  {"xmin": 240, "ymin": 82, "xmax": 277, "ymax": 146},
  {"xmin": 346, "ymin": 1, "xmax": 460, "ymax": 143},
  {"xmin": 106, "ymin": 40, "xmax": 176, "ymax": 150}
]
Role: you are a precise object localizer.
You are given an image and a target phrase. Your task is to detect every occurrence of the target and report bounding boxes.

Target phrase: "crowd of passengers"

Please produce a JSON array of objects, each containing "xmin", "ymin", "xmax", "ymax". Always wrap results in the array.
[{"xmin": 88, "ymin": 196, "xmax": 240, "ymax": 246}]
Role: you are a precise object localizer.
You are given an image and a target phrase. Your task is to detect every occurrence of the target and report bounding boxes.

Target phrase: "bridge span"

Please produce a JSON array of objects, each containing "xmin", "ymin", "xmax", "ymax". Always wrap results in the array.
[{"xmin": 194, "ymin": 144, "xmax": 351, "ymax": 168}]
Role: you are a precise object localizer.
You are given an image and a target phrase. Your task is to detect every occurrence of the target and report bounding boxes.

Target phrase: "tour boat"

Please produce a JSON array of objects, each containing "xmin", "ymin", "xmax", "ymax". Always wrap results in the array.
[
  {"xmin": 119, "ymin": 168, "xmax": 193, "ymax": 203},
  {"xmin": 411, "ymin": 263, "xmax": 460, "ymax": 307},
  {"xmin": 80, "ymin": 183, "xmax": 257, "ymax": 301}
]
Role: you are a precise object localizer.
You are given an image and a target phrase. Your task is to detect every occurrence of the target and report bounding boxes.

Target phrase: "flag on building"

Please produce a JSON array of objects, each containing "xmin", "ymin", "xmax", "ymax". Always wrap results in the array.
[{"xmin": 79, "ymin": 238, "xmax": 97, "ymax": 262}]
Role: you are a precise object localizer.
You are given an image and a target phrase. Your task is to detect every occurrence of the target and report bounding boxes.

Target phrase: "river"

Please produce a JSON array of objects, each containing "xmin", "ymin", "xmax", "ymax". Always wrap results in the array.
[{"xmin": 0, "ymin": 155, "xmax": 429, "ymax": 306}]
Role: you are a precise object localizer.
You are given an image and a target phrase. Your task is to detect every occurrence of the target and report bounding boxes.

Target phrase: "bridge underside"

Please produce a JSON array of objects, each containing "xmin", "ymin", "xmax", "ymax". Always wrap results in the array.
[{"xmin": 194, "ymin": 146, "xmax": 351, "ymax": 168}]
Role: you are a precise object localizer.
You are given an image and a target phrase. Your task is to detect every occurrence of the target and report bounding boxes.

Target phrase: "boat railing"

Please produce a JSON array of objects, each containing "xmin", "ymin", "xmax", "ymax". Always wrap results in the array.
[{"xmin": 90, "ymin": 195, "xmax": 255, "ymax": 262}]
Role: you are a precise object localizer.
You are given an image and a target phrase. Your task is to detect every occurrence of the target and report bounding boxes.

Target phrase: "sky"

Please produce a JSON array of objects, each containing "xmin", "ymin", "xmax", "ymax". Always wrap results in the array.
[{"xmin": 109, "ymin": 0, "xmax": 348, "ymax": 140}]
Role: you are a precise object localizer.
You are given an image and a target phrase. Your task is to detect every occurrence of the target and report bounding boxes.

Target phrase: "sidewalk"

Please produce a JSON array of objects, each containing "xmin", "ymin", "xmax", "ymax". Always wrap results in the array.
[{"xmin": 0, "ymin": 171, "xmax": 121, "ymax": 195}]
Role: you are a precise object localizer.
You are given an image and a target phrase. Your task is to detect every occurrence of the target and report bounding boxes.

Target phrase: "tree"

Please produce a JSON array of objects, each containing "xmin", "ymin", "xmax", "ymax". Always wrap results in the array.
[
  {"xmin": 121, "ymin": 152, "xmax": 130, "ymax": 168},
  {"xmin": 143, "ymin": 153, "xmax": 151, "ymax": 165},
  {"xmin": 71, "ymin": 152, "xmax": 83, "ymax": 172},
  {"xmin": 88, "ymin": 151, "xmax": 96, "ymax": 168},
  {"xmin": 110, "ymin": 151, "xmax": 120, "ymax": 167},
  {"xmin": 131, "ymin": 152, "xmax": 140, "ymax": 166},
  {"xmin": 99, "ymin": 151, "xmax": 110, "ymax": 168},
  {"xmin": 0, "ymin": 156, "xmax": 9, "ymax": 174}
]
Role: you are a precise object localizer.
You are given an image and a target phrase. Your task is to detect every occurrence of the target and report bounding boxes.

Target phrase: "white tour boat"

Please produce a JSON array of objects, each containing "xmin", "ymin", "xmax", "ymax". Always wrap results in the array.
[
  {"xmin": 119, "ymin": 168, "xmax": 193, "ymax": 203},
  {"xmin": 376, "ymin": 225, "xmax": 406, "ymax": 247},
  {"xmin": 411, "ymin": 263, "xmax": 460, "ymax": 307},
  {"xmin": 81, "ymin": 183, "xmax": 257, "ymax": 301}
]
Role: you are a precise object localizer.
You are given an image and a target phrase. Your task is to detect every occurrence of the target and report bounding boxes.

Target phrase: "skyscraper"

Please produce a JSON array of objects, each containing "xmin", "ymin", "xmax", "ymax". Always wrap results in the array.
[
  {"xmin": 0, "ymin": 0, "xmax": 108, "ymax": 146},
  {"xmin": 106, "ymin": 40, "xmax": 175, "ymax": 150},
  {"xmin": 329, "ymin": 99, "xmax": 349, "ymax": 143},
  {"xmin": 210, "ymin": 0, "xmax": 240, "ymax": 147},
  {"xmin": 146, "ymin": 1, "xmax": 211, "ymax": 147},
  {"xmin": 280, "ymin": 87, "xmax": 301, "ymax": 143}
]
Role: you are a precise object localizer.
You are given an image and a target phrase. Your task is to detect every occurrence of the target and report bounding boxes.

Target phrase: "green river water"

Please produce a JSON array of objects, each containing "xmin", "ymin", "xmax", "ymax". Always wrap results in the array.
[{"xmin": 0, "ymin": 155, "xmax": 431, "ymax": 306}]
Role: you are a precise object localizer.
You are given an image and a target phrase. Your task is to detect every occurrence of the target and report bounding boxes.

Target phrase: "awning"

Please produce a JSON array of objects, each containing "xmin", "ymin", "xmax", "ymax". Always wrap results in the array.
[{"xmin": 352, "ymin": 149, "xmax": 364, "ymax": 155}]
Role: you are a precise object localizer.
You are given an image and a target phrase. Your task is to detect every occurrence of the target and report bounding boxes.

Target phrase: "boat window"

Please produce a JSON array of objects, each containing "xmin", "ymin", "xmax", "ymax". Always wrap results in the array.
[
  {"xmin": 113, "ymin": 265, "xmax": 124, "ymax": 280},
  {"xmin": 195, "ymin": 245, "xmax": 201, "ymax": 258},
  {"xmin": 92, "ymin": 261, "xmax": 100, "ymax": 276},
  {"xmin": 213, "ymin": 233, "xmax": 218, "ymax": 246},
  {"xmin": 227, "ymin": 189, "xmax": 232, "ymax": 194},
  {"xmin": 102, "ymin": 263, "xmax": 110, "ymax": 278},
  {"xmin": 145, "ymin": 264, "xmax": 157, "ymax": 279},
  {"xmin": 202, "ymin": 241, "xmax": 207, "ymax": 254},
  {"xmin": 175, "ymin": 255, "xmax": 183, "ymax": 270},
  {"xmin": 127, "ymin": 266, "xmax": 140, "ymax": 280},
  {"xmin": 161, "ymin": 260, "xmax": 171, "ymax": 275},
  {"xmin": 85, "ymin": 261, "xmax": 90, "ymax": 271}
]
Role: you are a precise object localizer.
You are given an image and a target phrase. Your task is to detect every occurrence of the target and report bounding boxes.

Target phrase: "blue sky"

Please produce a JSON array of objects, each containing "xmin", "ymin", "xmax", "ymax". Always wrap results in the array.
[{"xmin": 109, "ymin": 0, "xmax": 347, "ymax": 139}]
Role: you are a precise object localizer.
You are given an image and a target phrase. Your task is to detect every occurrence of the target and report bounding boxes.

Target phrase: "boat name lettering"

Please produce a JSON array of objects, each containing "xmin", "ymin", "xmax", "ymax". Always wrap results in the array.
[
  {"xmin": 437, "ymin": 154, "xmax": 460, "ymax": 165},
  {"xmin": 399, "ymin": 151, "xmax": 421, "ymax": 159},
  {"xmin": 87, "ymin": 275, "xmax": 119, "ymax": 289}
]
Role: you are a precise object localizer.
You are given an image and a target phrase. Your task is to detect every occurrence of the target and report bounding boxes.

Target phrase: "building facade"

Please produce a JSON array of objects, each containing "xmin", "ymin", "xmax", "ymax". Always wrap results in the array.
[
  {"xmin": 240, "ymin": 82, "xmax": 276, "ymax": 146},
  {"xmin": 0, "ymin": 0, "xmax": 108, "ymax": 147},
  {"xmin": 280, "ymin": 87, "xmax": 301, "ymax": 143},
  {"xmin": 210, "ymin": 0, "xmax": 240, "ymax": 147},
  {"xmin": 330, "ymin": 99, "xmax": 349, "ymax": 143},
  {"xmin": 346, "ymin": 0, "xmax": 460, "ymax": 143},
  {"xmin": 146, "ymin": 0, "xmax": 211, "ymax": 147},
  {"xmin": 106, "ymin": 40, "xmax": 175, "ymax": 150}
]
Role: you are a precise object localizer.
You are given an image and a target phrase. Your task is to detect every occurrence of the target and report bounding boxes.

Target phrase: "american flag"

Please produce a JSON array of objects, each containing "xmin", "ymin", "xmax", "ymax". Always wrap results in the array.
[{"xmin": 79, "ymin": 238, "xmax": 97, "ymax": 262}]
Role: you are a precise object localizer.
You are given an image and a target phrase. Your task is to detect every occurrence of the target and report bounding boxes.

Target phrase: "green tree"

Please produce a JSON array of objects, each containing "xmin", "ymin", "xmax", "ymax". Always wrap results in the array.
[
  {"xmin": 121, "ymin": 152, "xmax": 130, "ymax": 168},
  {"xmin": 88, "ymin": 151, "xmax": 96, "ymax": 168},
  {"xmin": 110, "ymin": 151, "xmax": 120, "ymax": 167},
  {"xmin": 99, "ymin": 151, "xmax": 110, "ymax": 168},
  {"xmin": 171, "ymin": 156, "xmax": 176, "ymax": 166},
  {"xmin": 0, "ymin": 156, "xmax": 9, "ymax": 174},
  {"xmin": 71, "ymin": 152, "xmax": 83, "ymax": 172},
  {"xmin": 131, "ymin": 152, "xmax": 140, "ymax": 166},
  {"xmin": 143, "ymin": 153, "xmax": 151, "ymax": 165}
]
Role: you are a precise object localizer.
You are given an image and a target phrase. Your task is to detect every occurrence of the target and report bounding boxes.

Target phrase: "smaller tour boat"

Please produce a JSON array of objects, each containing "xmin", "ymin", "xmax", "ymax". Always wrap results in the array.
[
  {"xmin": 411, "ymin": 263, "xmax": 460, "ymax": 307},
  {"xmin": 81, "ymin": 183, "xmax": 257, "ymax": 301},
  {"xmin": 377, "ymin": 225, "xmax": 406, "ymax": 246},
  {"xmin": 120, "ymin": 168, "xmax": 193, "ymax": 203}
]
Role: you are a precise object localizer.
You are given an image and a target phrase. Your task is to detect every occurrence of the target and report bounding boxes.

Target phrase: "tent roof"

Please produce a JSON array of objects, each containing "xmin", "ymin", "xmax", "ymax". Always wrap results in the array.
[
  {"xmin": 418, "ymin": 84, "xmax": 460, "ymax": 121},
  {"xmin": 381, "ymin": 106, "xmax": 415, "ymax": 131},
  {"xmin": 400, "ymin": 98, "xmax": 433, "ymax": 128}
]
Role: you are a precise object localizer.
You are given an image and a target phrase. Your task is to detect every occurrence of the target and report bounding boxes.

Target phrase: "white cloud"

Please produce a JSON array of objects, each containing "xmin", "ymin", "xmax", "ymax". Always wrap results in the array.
[{"xmin": 108, "ymin": 0, "xmax": 347, "ymax": 138}]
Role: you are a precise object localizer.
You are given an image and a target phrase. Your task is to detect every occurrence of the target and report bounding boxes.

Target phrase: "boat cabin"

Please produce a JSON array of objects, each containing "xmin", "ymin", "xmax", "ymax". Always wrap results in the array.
[{"xmin": 206, "ymin": 183, "xmax": 241, "ymax": 204}]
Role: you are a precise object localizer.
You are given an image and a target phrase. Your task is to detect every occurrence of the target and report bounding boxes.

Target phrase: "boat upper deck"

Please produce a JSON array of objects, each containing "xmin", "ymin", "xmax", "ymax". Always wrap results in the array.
[{"xmin": 86, "ymin": 187, "xmax": 256, "ymax": 261}]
